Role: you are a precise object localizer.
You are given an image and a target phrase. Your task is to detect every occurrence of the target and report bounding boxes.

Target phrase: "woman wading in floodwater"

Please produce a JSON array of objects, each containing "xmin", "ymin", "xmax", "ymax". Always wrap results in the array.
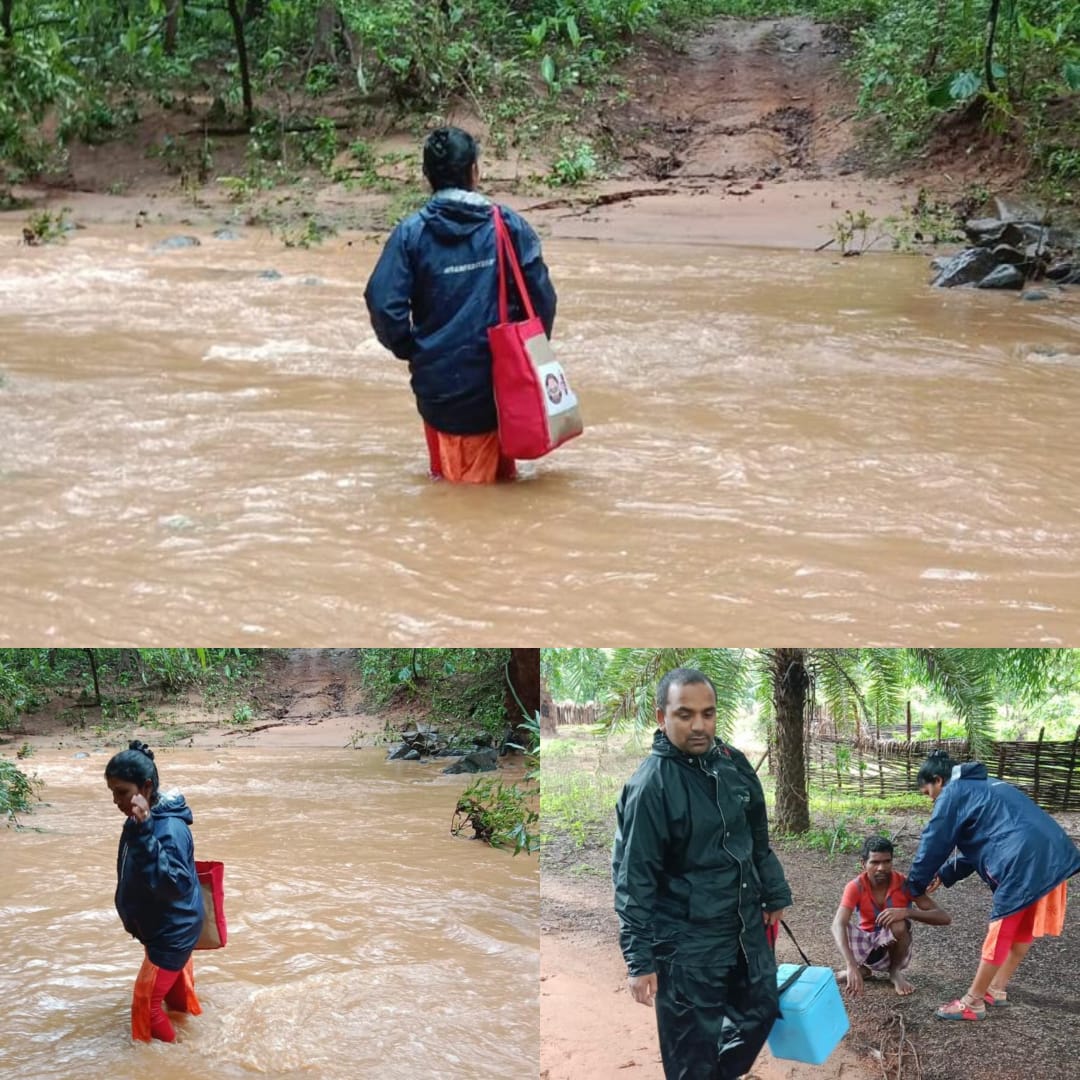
[
  {"xmin": 365, "ymin": 126, "xmax": 557, "ymax": 483},
  {"xmin": 105, "ymin": 741, "xmax": 204, "ymax": 1042}
]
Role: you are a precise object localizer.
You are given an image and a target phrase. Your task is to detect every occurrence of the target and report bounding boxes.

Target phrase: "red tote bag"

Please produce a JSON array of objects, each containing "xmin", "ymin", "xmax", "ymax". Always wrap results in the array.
[
  {"xmin": 194, "ymin": 860, "xmax": 228, "ymax": 950},
  {"xmin": 488, "ymin": 206, "xmax": 583, "ymax": 460}
]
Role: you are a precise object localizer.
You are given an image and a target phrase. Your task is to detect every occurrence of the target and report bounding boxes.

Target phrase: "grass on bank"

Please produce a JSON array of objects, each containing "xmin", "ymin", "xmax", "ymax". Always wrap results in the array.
[{"xmin": 541, "ymin": 725, "xmax": 933, "ymax": 859}]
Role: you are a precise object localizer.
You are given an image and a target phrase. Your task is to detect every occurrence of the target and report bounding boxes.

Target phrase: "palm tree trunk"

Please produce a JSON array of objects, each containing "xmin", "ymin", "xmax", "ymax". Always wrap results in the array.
[{"xmin": 771, "ymin": 648, "xmax": 811, "ymax": 834}]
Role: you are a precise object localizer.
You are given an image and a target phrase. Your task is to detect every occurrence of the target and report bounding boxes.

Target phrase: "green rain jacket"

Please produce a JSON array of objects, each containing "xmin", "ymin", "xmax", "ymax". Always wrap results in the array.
[{"xmin": 612, "ymin": 730, "xmax": 793, "ymax": 977}]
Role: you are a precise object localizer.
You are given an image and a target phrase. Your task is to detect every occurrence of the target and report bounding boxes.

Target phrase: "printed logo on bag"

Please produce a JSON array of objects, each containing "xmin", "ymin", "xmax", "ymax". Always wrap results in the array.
[{"xmin": 538, "ymin": 361, "xmax": 578, "ymax": 417}]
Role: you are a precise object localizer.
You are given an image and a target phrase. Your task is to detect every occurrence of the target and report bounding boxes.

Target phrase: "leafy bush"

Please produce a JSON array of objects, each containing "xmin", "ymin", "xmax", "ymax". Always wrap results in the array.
[
  {"xmin": 452, "ymin": 777, "xmax": 539, "ymax": 854},
  {"xmin": 1, "ymin": 759, "xmax": 42, "ymax": 824}
]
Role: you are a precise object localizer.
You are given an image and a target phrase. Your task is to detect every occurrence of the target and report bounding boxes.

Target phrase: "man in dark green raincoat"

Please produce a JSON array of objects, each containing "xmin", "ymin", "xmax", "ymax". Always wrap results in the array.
[{"xmin": 612, "ymin": 667, "xmax": 793, "ymax": 1080}]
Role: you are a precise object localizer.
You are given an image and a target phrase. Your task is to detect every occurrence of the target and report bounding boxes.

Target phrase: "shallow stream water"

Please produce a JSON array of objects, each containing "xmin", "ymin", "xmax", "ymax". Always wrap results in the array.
[
  {"xmin": 0, "ymin": 747, "xmax": 538, "ymax": 1078},
  {"xmin": 2, "ymin": 226, "xmax": 1079, "ymax": 641}
]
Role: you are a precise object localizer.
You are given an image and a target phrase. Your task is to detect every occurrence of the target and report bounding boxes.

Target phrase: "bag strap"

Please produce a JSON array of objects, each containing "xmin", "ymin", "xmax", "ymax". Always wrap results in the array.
[
  {"xmin": 492, "ymin": 205, "xmax": 536, "ymax": 324},
  {"xmin": 777, "ymin": 963, "xmax": 808, "ymax": 997},
  {"xmin": 779, "ymin": 919, "xmax": 813, "ymax": 966}
]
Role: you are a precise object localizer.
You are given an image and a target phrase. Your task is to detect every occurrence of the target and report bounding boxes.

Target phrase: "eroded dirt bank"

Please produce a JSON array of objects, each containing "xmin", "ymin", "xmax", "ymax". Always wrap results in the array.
[{"xmin": 5, "ymin": 17, "xmax": 988, "ymax": 250}]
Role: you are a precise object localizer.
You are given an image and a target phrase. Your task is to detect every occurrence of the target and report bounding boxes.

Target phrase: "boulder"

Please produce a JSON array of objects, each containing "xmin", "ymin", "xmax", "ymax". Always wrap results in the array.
[
  {"xmin": 989, "ymin": 244, "xmax": 1025, "ymax": 266},
  {"xmin": 962, "ymin": 219, "xmax": 1025, "ymax": 248},
  {"xmin": 931, "ymin": 247, "xmax": 1001, "ymax": 288},
  {"xmin": 442, "ymin": 748, "xmax": 498, "ymax": 775},
  {"xmin": 977, "ymin": 265, "xmax": 1025, "ymax": 290}
]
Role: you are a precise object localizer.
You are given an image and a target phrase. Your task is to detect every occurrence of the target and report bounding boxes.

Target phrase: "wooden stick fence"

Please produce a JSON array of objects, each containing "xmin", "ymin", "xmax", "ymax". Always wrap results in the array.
[{"xmin": 807, "ymin": 724, "xmax": 1080, "ymax": 812}]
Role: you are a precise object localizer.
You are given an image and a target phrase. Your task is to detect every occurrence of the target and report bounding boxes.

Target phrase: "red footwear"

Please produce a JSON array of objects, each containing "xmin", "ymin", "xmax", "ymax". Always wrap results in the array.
[
  {"xmin": 983, "ymin": 989, "xmax": 1009, "ymax": 1008},
  {"xmin": 935, "ymin": 997, "xmax": 986, "ymax": 1021}
]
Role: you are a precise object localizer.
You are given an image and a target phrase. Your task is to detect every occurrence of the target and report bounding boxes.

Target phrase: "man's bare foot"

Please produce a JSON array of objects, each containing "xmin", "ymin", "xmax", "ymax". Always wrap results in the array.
[{"xmin": 891, "ymin": 972, "xmax": 915, "ymax": 996}]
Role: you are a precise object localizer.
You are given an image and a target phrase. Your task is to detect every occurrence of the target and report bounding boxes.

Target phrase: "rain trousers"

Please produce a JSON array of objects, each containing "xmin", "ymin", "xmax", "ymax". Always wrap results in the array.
[{"xmin": 613, "ymin": 731, "xmax": 793, "ymax": 1080}]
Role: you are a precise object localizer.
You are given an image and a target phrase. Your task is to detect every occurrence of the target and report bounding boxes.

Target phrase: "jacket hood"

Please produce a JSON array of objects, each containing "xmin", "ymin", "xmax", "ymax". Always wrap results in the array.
[
  {"xmin": 422, "ymin": 189, "xmax": 493, "ymax": 240},
  {"xmin": 151, "ymin": 790, "xmax": 194, "ymax": 824},
  {"xmin": 951, "ymin": 761, "xmax": 988, "ymax": 782}
]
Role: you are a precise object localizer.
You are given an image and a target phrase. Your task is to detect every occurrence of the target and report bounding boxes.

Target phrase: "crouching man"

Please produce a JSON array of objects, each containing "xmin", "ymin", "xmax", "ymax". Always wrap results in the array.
[{"xmin": 832, "ymin": 835, "xmax": 950, "ymax": 997}]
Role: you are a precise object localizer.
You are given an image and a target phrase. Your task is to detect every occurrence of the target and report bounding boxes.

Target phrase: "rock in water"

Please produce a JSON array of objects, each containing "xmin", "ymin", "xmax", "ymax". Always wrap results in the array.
[
  {"xmin": 152, "ymin": 235, "xmax": 201, "ymax": 251},
  {"xmin": 977, "ymin": 265, "xmax": 1025, "ymax": 290},
  {"xmin": 442, "ymin": 748, "xmax": 498, "ymax": 775}
]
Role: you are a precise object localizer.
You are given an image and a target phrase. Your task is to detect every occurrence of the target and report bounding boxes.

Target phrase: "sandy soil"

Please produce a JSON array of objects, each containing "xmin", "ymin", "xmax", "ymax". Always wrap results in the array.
[
  {"xmin": 541, "ymin": 827, "xmax": 1080, "ymax": 1080},
  {"xmin": 3, "ymin": 17, "xmax": 1007, "ymax": 251}
]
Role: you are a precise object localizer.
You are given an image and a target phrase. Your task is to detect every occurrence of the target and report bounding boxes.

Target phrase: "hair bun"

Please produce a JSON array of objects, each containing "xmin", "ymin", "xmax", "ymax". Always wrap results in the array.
[
  {"xmin": 128, "ymin": 740, "xmax": 154, "ymax": 760},
  {"xmin": 928, "ymin": 748, "xmax": 950, "ymax": 761}
]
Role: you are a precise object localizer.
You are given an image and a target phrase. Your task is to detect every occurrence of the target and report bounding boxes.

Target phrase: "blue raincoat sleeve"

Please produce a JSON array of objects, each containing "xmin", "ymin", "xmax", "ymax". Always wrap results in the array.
[
  {"xmin": 905, "ymin": 787, "xmax": 965, "ymax": 896},
  {"xmin": 125, "ymin": 817, "xmax": 197, "ymax": 902},
  {"xmin": 937, "ymin": 852, "xmax": 978, "ymax": 888},
  {"xmin": 612, "ymin": 776, "xmax": 668, "ymax": 977},
  {"xmin": 364, "ymin": 222, "xmax": 417, "ymax": 360}
]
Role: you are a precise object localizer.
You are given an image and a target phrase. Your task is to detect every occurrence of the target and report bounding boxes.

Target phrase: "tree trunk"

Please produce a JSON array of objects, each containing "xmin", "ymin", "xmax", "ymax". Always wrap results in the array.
[
  {"xmin": 164, "ymin": 0, "xmax": 182, "ymax": 56},
  {"xmin": 225, "ymin": 0, "xmax": 255, "ymax": 129},
  {"xmin": 1, "ymin": 0, "xmax": 13, "ymax": 41},
  {"xmin": 312, "ymin": 2, "xmax": 338, "ymax": 65},
  {"xmin": 505, "ymin": 648, "xmax": 540, "ymax": 749},
  {"xmin": 771, "ymin": 648, "xmax": 811, "ymax": 834},
  {"xmin": 84, "ymin": 649, "xmax": 102, "ymax": 706},
  {"xmin": 984, "ymin": 0, "xmax": 1002, "ymax": 93}
]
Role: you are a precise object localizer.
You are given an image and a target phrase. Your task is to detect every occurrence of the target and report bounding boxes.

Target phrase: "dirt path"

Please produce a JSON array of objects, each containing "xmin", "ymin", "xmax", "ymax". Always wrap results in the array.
[
  {"xmin": 541, "ymin": 833, "xmax": 1080, "ymax": 1080},
  {"xmin": 8, "ymin": 17, "xmax": 946, "ymax": 250}
]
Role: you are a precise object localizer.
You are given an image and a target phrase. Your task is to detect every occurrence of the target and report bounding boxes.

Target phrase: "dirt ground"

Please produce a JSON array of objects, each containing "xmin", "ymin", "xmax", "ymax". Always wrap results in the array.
[
  {"xmin": 541, "ymin": 802, "xmax": 1080, "ymax": 1080},
  {"xmin": 4, "ymin": 17, "xmax": 1025, "ymax": 250}
]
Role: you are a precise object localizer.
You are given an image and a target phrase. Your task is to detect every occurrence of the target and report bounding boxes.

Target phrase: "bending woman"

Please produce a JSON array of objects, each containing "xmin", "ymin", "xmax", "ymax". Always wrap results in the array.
[
  {"xmin": 105, "ymin": 741, "xmax": 204, "ymax": 1042},
  {"xmin": 905, "ymin": 749, "xmax": 1080, "ymax": 1021}
]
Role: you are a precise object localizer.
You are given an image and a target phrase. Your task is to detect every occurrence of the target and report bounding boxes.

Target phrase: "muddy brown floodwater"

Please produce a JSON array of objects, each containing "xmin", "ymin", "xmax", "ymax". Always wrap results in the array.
[
  {"xmin": 2, "ymin": 226, "xmax": 1080, "ymax": 642},
  {"xmin": 0, "ymin": 747, "xmax": 538, "ymax": 1079}
]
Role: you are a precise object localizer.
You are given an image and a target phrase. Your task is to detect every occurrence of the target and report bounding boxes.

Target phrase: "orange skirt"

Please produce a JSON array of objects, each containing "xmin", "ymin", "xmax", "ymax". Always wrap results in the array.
[
  {"xmin": 981, "ymin": 880, "xmax": 1068, "ymax": 964},
  {"xmin": 423, "ymin": 423, "xmax": 516, "ymax": 484}
]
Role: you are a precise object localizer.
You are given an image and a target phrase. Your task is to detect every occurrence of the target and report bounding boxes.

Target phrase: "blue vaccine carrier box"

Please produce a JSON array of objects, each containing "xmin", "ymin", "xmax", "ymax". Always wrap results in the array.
[{"xmin": 766, "ymin": 963, "xmax": 849, "ymax": 1065}]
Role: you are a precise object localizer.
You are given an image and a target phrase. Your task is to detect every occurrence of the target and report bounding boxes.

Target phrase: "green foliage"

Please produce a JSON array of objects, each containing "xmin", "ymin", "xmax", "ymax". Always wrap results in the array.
[
  {"xmin": 548, "ymin": 137, "xmax": 599, "ymax": 185},
  {"xmin": 452, "ymin": 777, "xmax": 539, "ymax": 853},
  {"xmin": 231, "ymin": 702, "xmax": 255, "ymax": 725},
  {"xmin": 359, "ymin": 649, "xmax": 513, "ymax": 743},
  {"xmin": 0, "ymin": 648, "xmax": 262, "ymax": 730},
  {"xmin": 0, "ymin": 759, "xmax": 42, "ymax": 824},
  {"xmin": 542, "ymin": 648, "xmax": 610, "ymax": 703},
  {"xmin": 22, "ymin": 208, "xmax": 71, "ymax": 245}
]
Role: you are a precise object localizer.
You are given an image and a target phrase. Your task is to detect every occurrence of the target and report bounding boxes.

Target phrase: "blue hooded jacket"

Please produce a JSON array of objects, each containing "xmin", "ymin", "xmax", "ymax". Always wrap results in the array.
[
  {"xmin": 906, "ymin": 761, "xmax": 1080, "ymax": 920},
  {"xmin": 115, "ymin": 792, "xmax": 204, "ymax": 969},
  {"xmin": 364, "ymin": 189, "xmax": 557, "ymax": 435}
]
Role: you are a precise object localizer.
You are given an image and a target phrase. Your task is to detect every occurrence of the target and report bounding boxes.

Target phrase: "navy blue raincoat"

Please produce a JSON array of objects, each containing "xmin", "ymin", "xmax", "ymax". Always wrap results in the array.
[
  {"xmin": 115, "ymin": 792, "xmax": 204, "ymax": 970},
  {"xmin": 364, "ymin": 189, "xmax": 557, "ymax": 435},
  {"xmin": 906, "ymin": 761, "xmax": 1080, "ymax": 919}
]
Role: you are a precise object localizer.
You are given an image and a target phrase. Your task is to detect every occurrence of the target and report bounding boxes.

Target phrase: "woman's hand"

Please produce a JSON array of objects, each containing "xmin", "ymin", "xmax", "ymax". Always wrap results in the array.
[{"xmin": 128, "ymin": 793, "xmax": 151, "ymax": 823}]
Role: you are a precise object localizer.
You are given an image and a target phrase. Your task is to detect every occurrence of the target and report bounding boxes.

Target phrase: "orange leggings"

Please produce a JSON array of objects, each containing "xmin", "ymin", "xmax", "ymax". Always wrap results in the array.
[{"xmin": 132, "ymin": 953, "xmax": 201, "ymax": 1042}]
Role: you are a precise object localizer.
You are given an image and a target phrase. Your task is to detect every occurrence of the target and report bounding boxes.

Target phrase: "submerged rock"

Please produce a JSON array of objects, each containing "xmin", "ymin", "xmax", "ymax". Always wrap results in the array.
[
  {"xmin": 256, "ymin": 269, "xmax": 283, "ymax": 281},
  {"xmin": 152, "ymin": 235, "xmax": 201, "ymax": 251},
  {"xmin": 1022, "ymin": 290, "xmax": 1051, "ymax": 302},
  {"xmin": 213, "ymin": 228, "xmax": 241, "ymax": 241}
]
